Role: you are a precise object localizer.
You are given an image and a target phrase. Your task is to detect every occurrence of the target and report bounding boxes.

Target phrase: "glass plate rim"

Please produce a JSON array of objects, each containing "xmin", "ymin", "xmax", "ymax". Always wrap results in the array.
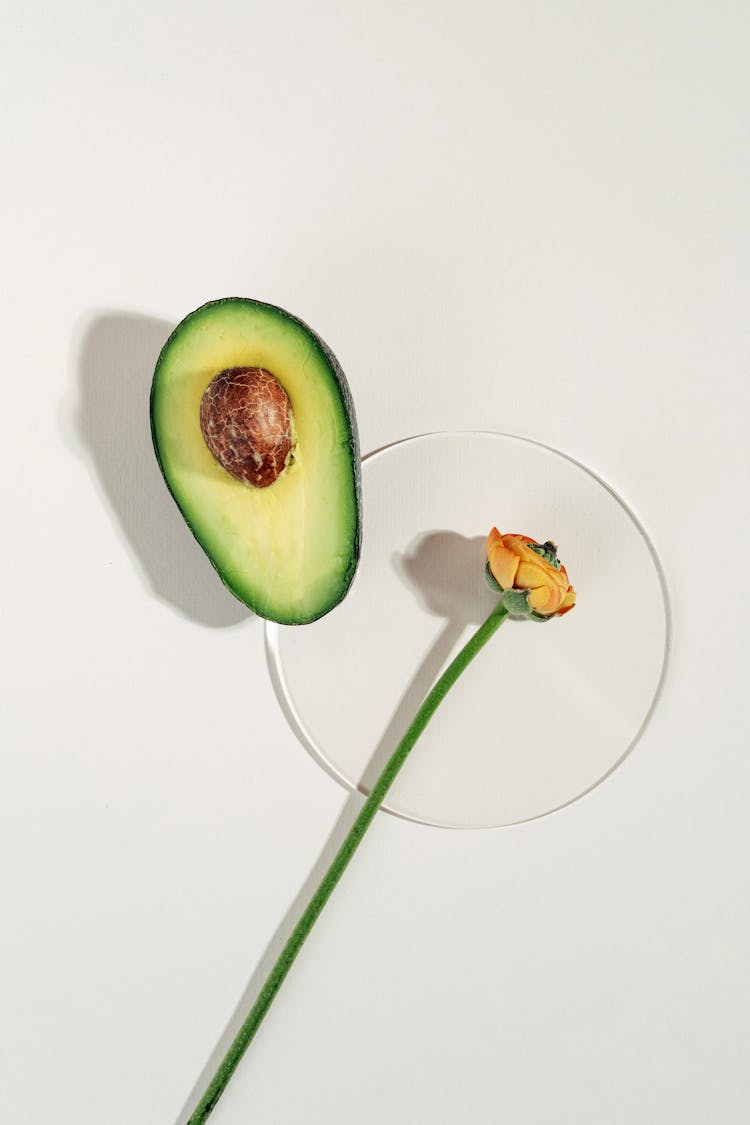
[{"xmin": 265, "ymin": 429, "xmax": 673, "ymax": 830}]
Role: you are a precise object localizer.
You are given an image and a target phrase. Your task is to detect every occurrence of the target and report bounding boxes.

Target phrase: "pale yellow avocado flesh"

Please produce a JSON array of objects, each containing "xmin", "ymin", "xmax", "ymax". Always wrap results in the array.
[{"xmin": 151, "ymin": 299, "xmax": 360, "ymax": 624}]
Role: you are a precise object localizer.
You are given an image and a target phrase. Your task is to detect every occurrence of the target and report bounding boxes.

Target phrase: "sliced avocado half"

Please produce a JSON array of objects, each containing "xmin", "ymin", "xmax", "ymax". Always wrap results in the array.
[{"xmin": 150, "ymin": 298, "xmax": 361, "ymax": 625}]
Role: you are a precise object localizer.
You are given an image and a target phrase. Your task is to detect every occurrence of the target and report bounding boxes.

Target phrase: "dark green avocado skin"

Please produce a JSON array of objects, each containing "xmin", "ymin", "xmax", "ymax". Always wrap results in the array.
[{"xmin": 150, "ymin": 297, "xmax": 362, "ymax": 624}]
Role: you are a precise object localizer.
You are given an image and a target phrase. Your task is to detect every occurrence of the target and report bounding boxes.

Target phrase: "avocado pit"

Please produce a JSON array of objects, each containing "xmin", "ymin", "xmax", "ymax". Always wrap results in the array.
[{"xmin": 200, "ymin": 366, "xmax": 295, "ymax": 488}]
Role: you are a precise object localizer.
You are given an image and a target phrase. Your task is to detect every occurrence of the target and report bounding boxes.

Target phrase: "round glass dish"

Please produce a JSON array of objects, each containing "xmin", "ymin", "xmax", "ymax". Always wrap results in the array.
[{"xmin": 266, "ymin": 432, "xmax": 670, "ymax": 829}]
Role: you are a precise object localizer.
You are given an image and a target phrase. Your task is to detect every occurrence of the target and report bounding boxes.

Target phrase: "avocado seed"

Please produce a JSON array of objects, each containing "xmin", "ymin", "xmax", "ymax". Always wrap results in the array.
[{"xmin": 200, "ymin": 367, "xmax": 295, "ymax": 488}]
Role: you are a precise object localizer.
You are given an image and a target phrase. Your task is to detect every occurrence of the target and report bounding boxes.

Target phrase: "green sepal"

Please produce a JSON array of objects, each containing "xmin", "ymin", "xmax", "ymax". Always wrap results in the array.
[
  {"xmin": 527, "ymin": 540, "xmax": 561, "ymax": 570},
  {"xmin": 485, "ymin": 561, "xmax": 504, "ymax": 593},
  {"xmin": 502, "ymin": 587, "xmax": 533, "ymax": 616}
]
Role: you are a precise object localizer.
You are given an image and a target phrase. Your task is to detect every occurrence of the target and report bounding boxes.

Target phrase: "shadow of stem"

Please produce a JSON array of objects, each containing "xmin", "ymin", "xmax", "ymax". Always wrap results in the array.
[{"xmin": 174, "ymin": 529, "xmax": 493, "ymax": 1122}]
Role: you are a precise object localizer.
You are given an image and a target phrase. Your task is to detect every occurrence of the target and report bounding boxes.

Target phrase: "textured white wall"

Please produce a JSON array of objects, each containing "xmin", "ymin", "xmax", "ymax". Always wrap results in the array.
[{"xmin": 2, "ymin": 2, "xmax": 748, "ymax": 1122}]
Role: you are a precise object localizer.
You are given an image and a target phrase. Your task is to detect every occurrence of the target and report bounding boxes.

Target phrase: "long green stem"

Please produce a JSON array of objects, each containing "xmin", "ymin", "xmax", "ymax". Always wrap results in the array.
[{"xmin": 187, "ymin": 600, "xmax": 508, "ymax": 1123}]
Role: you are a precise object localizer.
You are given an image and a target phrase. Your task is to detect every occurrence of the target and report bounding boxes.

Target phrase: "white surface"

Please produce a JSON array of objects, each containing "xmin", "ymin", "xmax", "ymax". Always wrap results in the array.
[
  {"xmin": 271, "ymin": 433, "xmax": 669, "ymax": 827},
  {"xmin": 1, "ymin": 3, "xmax": 748, "ymax": 1123}
]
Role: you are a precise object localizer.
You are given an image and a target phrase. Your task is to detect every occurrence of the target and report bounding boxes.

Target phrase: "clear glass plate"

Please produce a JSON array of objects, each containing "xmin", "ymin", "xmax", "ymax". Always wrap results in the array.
[{"xmin": 266, "ymin": 432, "xmax": 670, "ymax": 828}]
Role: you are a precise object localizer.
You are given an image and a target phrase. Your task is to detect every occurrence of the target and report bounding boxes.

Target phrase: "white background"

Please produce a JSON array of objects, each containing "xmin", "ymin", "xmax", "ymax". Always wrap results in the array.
[{"xmin": 2, "ymin": 3, "xmax": 749, "ymax": 1123}]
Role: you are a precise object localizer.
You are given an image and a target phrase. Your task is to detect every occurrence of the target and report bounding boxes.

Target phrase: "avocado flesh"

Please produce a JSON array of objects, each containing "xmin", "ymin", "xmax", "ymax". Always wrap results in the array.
[{"xmin": 151, "ymin": 299, "xmax": 360, "ymax": 624}]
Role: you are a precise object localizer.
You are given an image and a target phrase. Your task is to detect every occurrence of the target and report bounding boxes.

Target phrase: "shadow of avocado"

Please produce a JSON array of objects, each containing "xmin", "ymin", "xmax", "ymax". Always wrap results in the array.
[
  {"xmin": 75, "ymin": 311, "xmax": 248, "ymax": 628},
  {"xmin": 174, "ymin": 528, "xmax": 496, "ymax": 1123}
]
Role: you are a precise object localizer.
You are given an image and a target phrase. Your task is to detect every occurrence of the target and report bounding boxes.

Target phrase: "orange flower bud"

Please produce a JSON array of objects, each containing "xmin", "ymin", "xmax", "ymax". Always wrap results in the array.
[{"xmin": 487, "ymin": 529, "xmax": 576, "ymax": 618}]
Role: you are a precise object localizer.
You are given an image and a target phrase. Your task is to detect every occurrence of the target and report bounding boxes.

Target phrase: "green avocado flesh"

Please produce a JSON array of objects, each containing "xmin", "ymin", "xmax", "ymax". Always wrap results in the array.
[{"xmin": 151, "ymin": 298, "xmax": 361, "ymax": 625}]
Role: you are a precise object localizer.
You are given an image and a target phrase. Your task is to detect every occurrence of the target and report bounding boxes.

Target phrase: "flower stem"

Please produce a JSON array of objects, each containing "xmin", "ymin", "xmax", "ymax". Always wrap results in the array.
[{"xmin": 187, "ymin": 600, "xmax": 509, "ymax": 1123}]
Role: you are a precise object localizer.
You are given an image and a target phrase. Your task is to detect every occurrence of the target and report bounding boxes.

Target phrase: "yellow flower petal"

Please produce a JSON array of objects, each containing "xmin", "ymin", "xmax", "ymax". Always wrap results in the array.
[
  {"xmin": 527, "ymin": 583, "xmax": 564, "ymax": 614},
  {"xmin": 488, "ymin": 543, "xmax": 520, "ymax": 589},
  {"xmin": 503, "ymin": 535, "xmax": 532, "ymax": 559},
  {"xmin": 557, "ymin": 587, "xmax": 576, "ymax": 616},
  {"xmin": 515, "ymin": 559, "xmax": 549, "ymax": 591},
  {"xmin": 487, "ymin": 528, "xmax": 504, "ymax": 552}
]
